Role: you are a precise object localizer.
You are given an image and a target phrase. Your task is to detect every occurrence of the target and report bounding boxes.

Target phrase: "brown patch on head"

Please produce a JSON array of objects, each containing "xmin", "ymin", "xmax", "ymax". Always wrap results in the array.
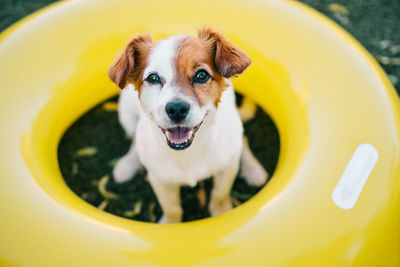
[
  {"xmin": 175, "ymin": 36, "xmax": 227, "ymax": 107},
  {"xmin": 108, "ymin": 34, "xmax": 153, "ymax": 90},
  {"xmin": 198, "ymin": 28, "xmax": 251, "ymax": 78},
  {"xmin": 174, "ymin": 28, "xmax": 251, "ymax": 107}
]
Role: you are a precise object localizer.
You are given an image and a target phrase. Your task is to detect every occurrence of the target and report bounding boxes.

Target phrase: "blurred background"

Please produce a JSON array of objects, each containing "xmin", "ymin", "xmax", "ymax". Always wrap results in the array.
[{"xmin": 1, "ymin": 0, "xmax": 399, "ymax": 95}]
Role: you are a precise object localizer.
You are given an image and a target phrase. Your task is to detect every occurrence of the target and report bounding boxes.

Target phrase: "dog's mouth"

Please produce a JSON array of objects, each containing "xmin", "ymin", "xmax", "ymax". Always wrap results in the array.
[{"xmin": 160, "ymin": 122, "xmax": 203, "ymax": 150}]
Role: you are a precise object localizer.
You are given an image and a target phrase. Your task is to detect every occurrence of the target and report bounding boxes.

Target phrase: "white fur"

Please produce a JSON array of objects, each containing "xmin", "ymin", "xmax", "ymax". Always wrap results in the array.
[
  {"xmin": 140, "ymin": 36, "xmax": 208, "ymax": 131},
  {"xmin": 113, "ymin": 36, "xmax": 267, "ymax": 223}
]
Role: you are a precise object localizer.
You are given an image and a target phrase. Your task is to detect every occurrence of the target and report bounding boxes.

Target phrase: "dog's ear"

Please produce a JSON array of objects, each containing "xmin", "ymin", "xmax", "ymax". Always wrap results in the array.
[
  {"xmin": 198, "ymin": 28, "xmax": 251, "ymax": 78},
  {"xmin": 108, "ymin": 34, "xmax": 152, "ymax": 89}
]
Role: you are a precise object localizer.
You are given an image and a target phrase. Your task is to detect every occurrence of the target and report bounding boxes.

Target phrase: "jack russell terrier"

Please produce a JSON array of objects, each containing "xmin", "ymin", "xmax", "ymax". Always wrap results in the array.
[{"xmin": 108, "ymin": 28, "xmax": 267, "ymax": 223}]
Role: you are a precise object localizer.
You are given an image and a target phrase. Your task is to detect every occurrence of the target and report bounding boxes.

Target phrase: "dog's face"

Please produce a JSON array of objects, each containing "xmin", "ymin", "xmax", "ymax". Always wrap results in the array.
[{"xmin": 108, "ymin": 28, "xmax": 250, "ymax": 150}]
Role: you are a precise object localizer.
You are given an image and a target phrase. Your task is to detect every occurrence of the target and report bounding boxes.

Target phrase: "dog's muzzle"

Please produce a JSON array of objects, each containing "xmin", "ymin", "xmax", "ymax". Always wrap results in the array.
[{"xmin": 160, "ymin": 122, "xmax": 203, "ymax": 150}]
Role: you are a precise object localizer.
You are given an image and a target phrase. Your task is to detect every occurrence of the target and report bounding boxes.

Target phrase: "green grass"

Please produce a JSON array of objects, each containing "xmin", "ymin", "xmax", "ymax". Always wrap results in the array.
[{"xmin": 0, "ymin": 0, "xmax": 57, "ymax": 31}]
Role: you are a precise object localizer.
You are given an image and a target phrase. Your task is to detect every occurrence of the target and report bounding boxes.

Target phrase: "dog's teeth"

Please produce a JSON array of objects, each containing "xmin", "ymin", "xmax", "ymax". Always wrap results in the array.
[
  {"xmin": 166, "ymin": 131, "xmax": 172, "ymax": 140},
  {"xmin": 171, "ymin": 140, "xmax": 189, "ymax": 145},
  {"xmin": 164, "ymin": 127, "xmax": 195, "ymax": 147}
]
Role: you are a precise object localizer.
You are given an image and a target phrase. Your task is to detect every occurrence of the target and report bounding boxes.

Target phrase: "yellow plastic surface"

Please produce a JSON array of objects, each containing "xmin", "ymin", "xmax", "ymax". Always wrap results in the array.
[{"xmin": 1, "ymin": 0, "xmax": 400, "ymax": 266}]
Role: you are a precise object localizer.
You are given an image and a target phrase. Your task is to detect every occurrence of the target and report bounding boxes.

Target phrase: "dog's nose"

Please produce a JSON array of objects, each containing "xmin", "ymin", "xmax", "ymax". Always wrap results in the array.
[{"xmin": 165, "ymin": 101, "xmax": 190, "ymax": 123}]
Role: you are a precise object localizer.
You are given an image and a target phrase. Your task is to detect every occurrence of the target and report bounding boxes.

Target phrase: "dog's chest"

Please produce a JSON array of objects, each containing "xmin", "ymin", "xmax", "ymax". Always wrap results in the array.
[
  {"xmin": 137, "ymin": 130, "xmax": 237, "ymax": 186},
  {"xmin": 136, "ymin": 116, "xmax": 242, "ymax": 186},
  {"xmin": 151, "ymin": 147, "xmax": 224, "ymax": 186}
]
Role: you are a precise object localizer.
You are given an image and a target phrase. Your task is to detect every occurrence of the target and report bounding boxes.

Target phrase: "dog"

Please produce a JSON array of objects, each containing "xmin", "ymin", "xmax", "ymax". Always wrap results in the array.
[{"xmin": 108, "ymin": 28, "xmax": 268, "ymax": 224}]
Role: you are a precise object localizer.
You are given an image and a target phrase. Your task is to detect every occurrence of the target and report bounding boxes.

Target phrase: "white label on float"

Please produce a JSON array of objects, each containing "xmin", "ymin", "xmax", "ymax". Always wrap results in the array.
[{"xmin": 332, "ymin": 144, "xmax": 378, "ymax": 210}]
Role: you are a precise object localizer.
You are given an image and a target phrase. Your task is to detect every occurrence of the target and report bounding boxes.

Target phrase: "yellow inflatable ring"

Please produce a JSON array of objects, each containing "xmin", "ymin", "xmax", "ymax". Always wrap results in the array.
[{"xmin": 1, "ymin": 0, "xmax": 400, "ymax": 265}]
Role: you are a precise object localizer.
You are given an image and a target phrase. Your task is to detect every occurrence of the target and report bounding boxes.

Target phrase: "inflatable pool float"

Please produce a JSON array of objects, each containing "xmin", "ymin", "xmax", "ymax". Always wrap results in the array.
[{"xmin": 1, "ymin": 0, "xmax": 400, "ymax": 265}]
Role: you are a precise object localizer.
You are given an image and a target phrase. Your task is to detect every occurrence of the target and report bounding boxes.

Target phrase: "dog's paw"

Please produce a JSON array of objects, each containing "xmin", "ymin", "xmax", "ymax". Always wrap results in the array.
[
  {"xmin": 240, "ymin": 160, "xmax": 269, "ymax": 187},
  {"xmin": 209, "ymin": 199, "xmax": 233, "ymax": 217},
  {"xmin": 158, "ymin": 215, "xmax": 167, "ymax": 224},
  {"xmin": 112, "ymin": 156, "xmax": 142, "ymax": 183},
  {"xmin": 158, "ymin": 215, "xmax": 170, "ymax": 224},
  {"xmin": 158, "ymin": 214, "xmax": 181, "ymax": 224}
]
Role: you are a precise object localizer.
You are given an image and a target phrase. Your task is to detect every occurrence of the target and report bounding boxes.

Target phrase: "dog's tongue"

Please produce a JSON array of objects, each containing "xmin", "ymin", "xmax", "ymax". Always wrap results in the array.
[{"xmin": 166, "ymin": 126, "xmax": 192, "ymax": 143}]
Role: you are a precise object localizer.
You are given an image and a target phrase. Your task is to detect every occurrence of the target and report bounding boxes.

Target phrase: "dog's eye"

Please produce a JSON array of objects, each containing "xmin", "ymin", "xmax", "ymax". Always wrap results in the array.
[
  {"xmin": 145, "ymin": 73, "xmax": 161, "ymax": 84},
  {"xmin": 193, "ymin": 70, "xmax": 210, "ymax": 84}
]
